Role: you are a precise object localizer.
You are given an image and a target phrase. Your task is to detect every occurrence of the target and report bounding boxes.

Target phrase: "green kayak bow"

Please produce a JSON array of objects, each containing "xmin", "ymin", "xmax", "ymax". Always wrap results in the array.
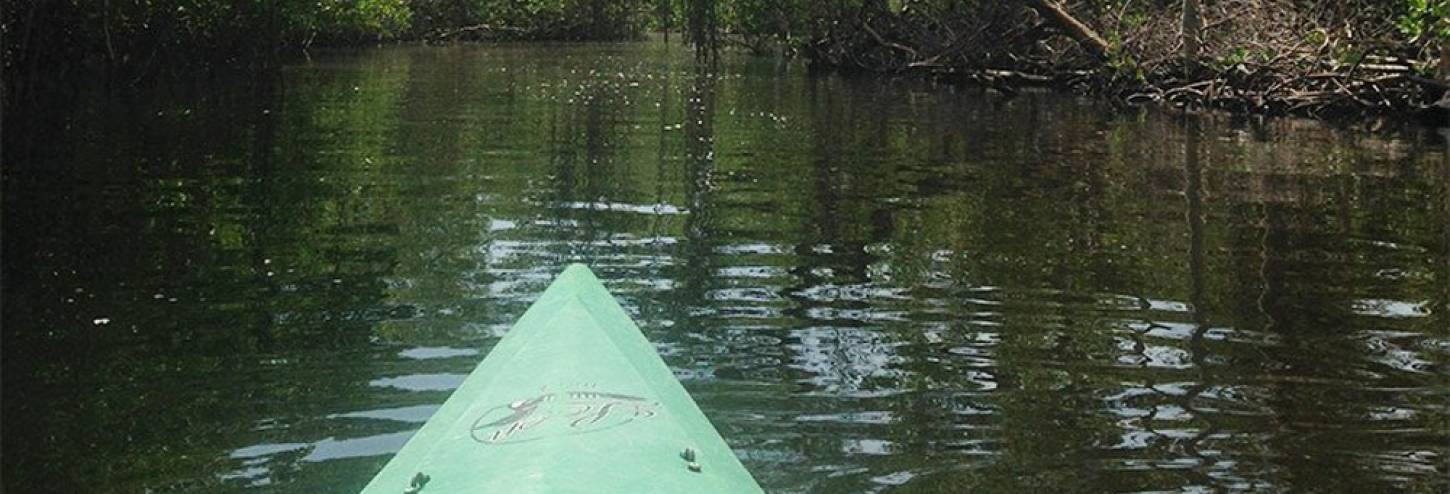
[{"xmin": 360, "ymin": 264, "xmax": 764, "ymax": 493}]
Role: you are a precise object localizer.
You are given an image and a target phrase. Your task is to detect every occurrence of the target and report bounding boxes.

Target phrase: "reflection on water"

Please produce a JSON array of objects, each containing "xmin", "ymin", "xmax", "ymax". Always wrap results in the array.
[{"xmin": 4, "ymin": 41, "xmax": 1448, "ymax": 493}]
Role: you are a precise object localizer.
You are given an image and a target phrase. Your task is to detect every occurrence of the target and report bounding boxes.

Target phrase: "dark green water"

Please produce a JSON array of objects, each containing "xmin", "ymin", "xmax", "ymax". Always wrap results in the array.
[{"xmin": 4, "ymin": 41, "xmax": 1448, "ymax": 493}]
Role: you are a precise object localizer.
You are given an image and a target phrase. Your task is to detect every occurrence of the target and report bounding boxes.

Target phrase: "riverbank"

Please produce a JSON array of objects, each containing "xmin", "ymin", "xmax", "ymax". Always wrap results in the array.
[
  {"xmin": 830, "ymin": 50, "xmax": 1449, "ymax": 128},
  {"xmin": 4, "ymin": 1, "xmax": 1447, "ymax": 128},
  {"xmin": 788, "ymin": 1, "xmax": 1448, "ymax": 125}
]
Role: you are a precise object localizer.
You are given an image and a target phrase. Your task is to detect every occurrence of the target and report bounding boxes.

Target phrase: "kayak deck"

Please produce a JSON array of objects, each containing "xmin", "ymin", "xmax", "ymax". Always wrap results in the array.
[{"xmin": 360, "ymin": 264, "xmax": 763, "ymax": 493}]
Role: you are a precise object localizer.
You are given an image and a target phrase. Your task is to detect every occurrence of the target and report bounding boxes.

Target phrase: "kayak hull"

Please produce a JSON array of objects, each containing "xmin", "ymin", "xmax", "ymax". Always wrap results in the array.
[{"xmin": 360, "ymin": 264, "xmax": 763, "ymax": 493}]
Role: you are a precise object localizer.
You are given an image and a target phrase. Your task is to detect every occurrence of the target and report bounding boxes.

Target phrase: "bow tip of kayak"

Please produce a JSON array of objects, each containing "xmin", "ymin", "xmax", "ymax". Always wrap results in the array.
[{"xmin": 560, "ymin": 263, "xmax": 598, "ymax": 279}]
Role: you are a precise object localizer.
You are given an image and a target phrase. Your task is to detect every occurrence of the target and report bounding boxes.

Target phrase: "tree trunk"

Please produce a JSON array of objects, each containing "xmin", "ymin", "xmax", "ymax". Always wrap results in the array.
[
  {"xmin": 1182, "ymin": 0, "xmax": 1201, "ymax": 73},
  {"xmin": 1440, "ymin": 36, "xmax": 1449, "ymax": 84},
  {"xmin": 1024, "ymin": 0, "xmax": 1110, "ymax": 60},
  {"xmin": 1437, "ymin": 36, "xmax": 1450, "ymax": 111},
  {"xmin": 687, "ymin": 0, "xmax": 718, "ymax": 61}
]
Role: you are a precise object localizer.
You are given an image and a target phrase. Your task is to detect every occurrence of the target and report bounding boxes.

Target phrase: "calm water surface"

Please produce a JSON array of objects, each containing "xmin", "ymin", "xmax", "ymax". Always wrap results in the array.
[{"xmin": 4, "ymin": 41, "xmax": 1448, "ymax": 493}]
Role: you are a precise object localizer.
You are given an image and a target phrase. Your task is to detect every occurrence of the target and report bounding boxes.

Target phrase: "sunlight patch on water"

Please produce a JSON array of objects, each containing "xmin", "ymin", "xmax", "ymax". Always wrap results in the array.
[
  {"xmin": 368, "ymin": 373, "xmax": 468, "ymax": 391},
  {"xmin": 328, "ymin": 404, "xmax": 441, "ymax": 423},
  {"xmin": 1352, "ymin": 299, "xmax": 1431, "ymax": 319},
  {"xmin": 398, "ymin": 346, "xmax": 480, "ymax": 360},
  {"xmin": 551, "ymin": 201, "xmax": 688, "ymax": 215},
  {"xmin": 795, "ymin": 411, "xmax": 896, "ymax": 424},
  {"xmin": 302, "ymin": 431, "xmax": 416, "ymax": 462}
]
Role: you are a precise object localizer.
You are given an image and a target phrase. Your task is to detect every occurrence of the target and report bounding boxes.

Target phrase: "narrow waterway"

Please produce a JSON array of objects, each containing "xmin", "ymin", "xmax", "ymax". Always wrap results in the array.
[{"xmin": 4, "ymin": 41, "xmax": 1447, "ymax": 493}]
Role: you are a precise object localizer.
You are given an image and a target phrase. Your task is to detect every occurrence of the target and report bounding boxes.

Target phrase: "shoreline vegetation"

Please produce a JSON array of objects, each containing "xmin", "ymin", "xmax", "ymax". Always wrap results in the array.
[{"xmin": 3, "ymin": 1, "xmax": 1448, "ymax": 125}]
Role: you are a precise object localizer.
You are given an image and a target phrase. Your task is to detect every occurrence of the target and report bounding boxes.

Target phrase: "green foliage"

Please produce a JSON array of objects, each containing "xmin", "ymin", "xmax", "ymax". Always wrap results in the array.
[
  {"xmin": 3, "ymin": 0, "xmax": 414, "ymax": 77},
  {"xmin": 1106, "ymin": 50, "xmax": 1144, "ymax": 83},
  {"xmin": 464, "ymin": 0, "xmax": 649, "ymax": 40},
  {"xmin": 2, "ymin": 0, "xmax": 650, "ymax": 79},
  {"xmin": 1212, "ymin": 47, "xmax": 1250, "ymax": 70},
  {"xmin": 722, "ymin": 0, "xmax": 805, "ymax": 42},
  {"xmin": 1398, "ymin": 0, "xmax": 1450, "ymax": 40},
  {"xmin": 408, "ymin": 0, "xmax": 477, "ymax": 34},
  {"xmin": 342, "ymin": 0, "xmax": 414, "ymax": 37},
  {"xmin": 280, "ymin": 0, "xmax": 413, "ymax": 42},
  {"xmin": 5, "ymin": 0, "xmax": 1445, "ymax": 91}
]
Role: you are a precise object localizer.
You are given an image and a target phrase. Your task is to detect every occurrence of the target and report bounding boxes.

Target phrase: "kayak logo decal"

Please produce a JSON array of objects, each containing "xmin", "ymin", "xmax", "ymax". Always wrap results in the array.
[{"xmin": 470, "ymin": 388, "xmax": 660, "ymax": 444}]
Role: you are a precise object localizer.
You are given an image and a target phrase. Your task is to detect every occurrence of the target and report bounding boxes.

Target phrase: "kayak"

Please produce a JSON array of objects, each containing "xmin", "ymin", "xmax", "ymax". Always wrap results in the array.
[{"xmin": 359, "ymin": 264, "xmax": 764, "ymax": 494}]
